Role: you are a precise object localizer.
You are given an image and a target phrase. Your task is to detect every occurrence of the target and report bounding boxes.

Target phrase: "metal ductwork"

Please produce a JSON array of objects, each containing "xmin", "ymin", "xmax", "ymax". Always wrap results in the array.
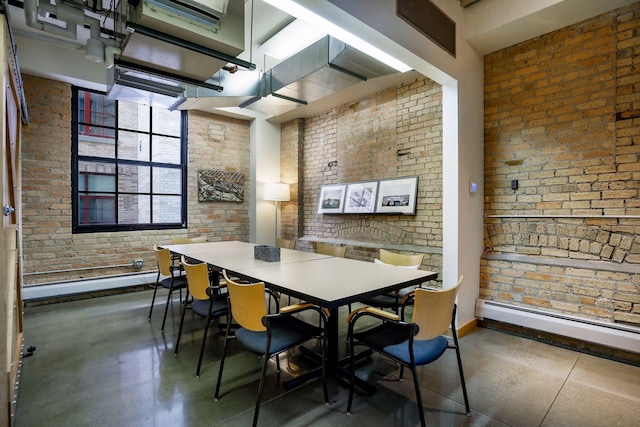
[
  {"xmin": 106, "ymin": 0, "xmax": 250, "ymax": 108},
  {"xmin": 180, "ymin": 35, "xmax": 399, "ymax": 116}
]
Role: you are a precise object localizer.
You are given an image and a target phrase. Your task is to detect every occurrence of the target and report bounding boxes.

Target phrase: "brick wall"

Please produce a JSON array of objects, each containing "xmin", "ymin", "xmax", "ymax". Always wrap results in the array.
[
  {"xmin": 281, "ymin": 77, "xmax": 444, "ymax": 274},
  {"xmin": 483, "ymin": 3, "xmax": 640, "ymax": 326},
  {"xmin": 21, "ymin": 75, "xmax": 250, "ymax": 285}
]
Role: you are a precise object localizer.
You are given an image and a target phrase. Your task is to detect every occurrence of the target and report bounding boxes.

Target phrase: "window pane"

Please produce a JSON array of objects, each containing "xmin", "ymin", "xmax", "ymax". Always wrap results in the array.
[
  {"xmin": 118, "ymin": 164, "xmax": 150, "ymax": 193},
  {"xmin": 153, "ymin": 167, "xmax": 182, "ymax": 194},
  {"xmin": 153, "ymin": 195, "xmax": 182, "ymax": 223},
  {"xmin": 78, "ymin": 162, "xmax": 116, "ymax": 191},
  {"xmin": 78, "ymin": 126, "xmax": 115, "ymax": 157},
  {"xmin": 118, "ymin": 101, "xmax": 150, "ymax": 132},
  {"xmin": 118, "ymin": 131, "xmax": 150, "ymax": 161},
  {"xmin": 152, "ymin": 135, "xmax": 181, "ymax": 164},
  {"xmin": 152, "ymin": 108, "xmax": 181, "ymax": 136},
  {"xmin": 78, "ymin": 193, "xmax": 116, "ymax": 225},
  {"xmin": 77, "ymin": 90, "xmax": 115, "ymax": 127},
  {"xmin": 118, "ymin": 194, "xmax": 150, "ymax": 224}
]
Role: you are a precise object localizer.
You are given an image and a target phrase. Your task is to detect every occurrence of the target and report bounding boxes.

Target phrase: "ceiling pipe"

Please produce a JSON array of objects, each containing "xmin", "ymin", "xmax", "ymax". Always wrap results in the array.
[{"xmin": 23, "ymin": 0, "xmax": 85, "ymax": 41}]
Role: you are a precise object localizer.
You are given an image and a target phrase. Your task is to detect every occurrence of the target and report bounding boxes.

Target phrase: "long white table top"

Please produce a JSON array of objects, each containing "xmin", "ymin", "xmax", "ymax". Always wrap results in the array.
[{"xmin": 163, "ymin": 241, "xmax": 437, "ymax": 309}]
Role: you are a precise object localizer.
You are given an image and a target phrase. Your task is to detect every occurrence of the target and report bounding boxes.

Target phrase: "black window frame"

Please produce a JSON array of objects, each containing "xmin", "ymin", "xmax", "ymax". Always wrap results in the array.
[{"xmin": 71, "ymin": 86, "xmax": 188, "ymax": 233}]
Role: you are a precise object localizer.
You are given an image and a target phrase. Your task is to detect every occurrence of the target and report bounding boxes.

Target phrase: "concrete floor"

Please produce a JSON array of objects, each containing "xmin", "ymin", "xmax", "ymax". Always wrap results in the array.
[{"xmin": 14, "ymin": 289, "xmax": 640, "ymax": 427}]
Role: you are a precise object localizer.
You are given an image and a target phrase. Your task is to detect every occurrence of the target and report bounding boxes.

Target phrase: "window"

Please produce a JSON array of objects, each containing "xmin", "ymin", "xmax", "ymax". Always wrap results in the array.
[{"xmin": 72, "ymin": 87, "xmax": 187, "ymax": 233}]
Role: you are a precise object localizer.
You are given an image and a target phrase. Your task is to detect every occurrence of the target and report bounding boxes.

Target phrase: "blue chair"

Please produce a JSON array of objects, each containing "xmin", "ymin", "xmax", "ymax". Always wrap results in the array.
[
  {"xmin": 149, "ymin": 244, "xmax": 187, "ymax": 331},
  {"xmin": 174, "ymin": 256, "xmax": 228, "ymax": 377},
  {"xmin": 346, "ymin": 276, "xmax": 469, "ymax": 427},
  {"xmin": 215, "ymin": 269, "xmax": 329, "ymax": 427}
]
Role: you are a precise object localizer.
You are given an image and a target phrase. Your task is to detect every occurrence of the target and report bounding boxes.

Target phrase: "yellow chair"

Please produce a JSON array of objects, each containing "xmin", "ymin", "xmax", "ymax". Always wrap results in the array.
[
  {"xmin": 149, "ymin": 244, "xmax": 187, "ymax": 332},
  {"xmin": 357, "ymin": 249, "xmax": 425, "ymax": 313},
  {"xmin": 276, "ymin": 237, "xmax": 297, "ymax": 250},
  {"xmin": 346, "ymin": 277, "xmax": 469, "ymax": 427},
  {"xmin": 174, "ymin": 256, "xmax": 228, "ymax": 377},
  {"xmin": 316, "ymin": 242, "xmax": 347, "ymax": 257},
  {"xmin": 215, "ymin": 270, "xmax": 329, "ymax": 427}
]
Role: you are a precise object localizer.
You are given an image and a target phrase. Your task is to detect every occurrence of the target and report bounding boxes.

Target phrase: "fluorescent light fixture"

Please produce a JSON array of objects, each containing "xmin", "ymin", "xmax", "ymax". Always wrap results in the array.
[
  {"xmin": 263, "ymin": 183, "xmax": 291, "ymax": 201},
  {"xmin": 258, "ymin": 19, "xmax": 326, "ymax": 60},
  {"xmin": 261, "ymin": 0, "xmax": 411, "ymax": 72}
]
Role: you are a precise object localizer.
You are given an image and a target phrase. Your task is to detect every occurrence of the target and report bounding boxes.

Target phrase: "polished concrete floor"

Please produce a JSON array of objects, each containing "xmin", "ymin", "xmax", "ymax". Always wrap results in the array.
[{"xmin": 14, "ymin": 289, "xmax": 640, "ymax": 427}]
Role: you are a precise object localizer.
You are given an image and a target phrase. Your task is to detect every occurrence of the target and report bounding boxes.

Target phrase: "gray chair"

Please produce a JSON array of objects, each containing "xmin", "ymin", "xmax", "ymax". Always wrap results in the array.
[{"xmin": 149, "ymin": 244, "xmax": 187, "ymax": 332}]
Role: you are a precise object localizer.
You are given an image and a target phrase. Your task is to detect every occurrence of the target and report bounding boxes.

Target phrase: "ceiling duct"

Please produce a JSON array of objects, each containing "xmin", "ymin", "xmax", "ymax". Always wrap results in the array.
[
  {"xmin": 241, "ymin": 36, "xmax": 399, "ymax": 116},
  {"xmin": 107, "ymin": 0, "xmax": 252, "ymax": 107}
]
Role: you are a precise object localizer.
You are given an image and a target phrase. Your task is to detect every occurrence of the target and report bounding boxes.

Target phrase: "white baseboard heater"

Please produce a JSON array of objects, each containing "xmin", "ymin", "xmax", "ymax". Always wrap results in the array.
[
  {"xmin": 476, "ymin": 299, "xmax": 640, "ymax": 355},
  {"xmin": 22, "ymin": 272, "xmax": 158, "ymax": 301}
]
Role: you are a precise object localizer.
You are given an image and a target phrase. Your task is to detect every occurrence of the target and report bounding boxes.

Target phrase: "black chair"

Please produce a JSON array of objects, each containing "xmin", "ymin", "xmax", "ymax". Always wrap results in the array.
[
  {"xmin": 354, "ymin": 249, "xmax": 424, "ymax": 313},
  {"xmin": 346, "ymin": 276, "xmax": 469, "ymax": 427},
  {"xmin": 149, "ymin": 244, "xmax": 187, "ymax": 331},
  {"xmin": 215, "ymin": 270, "xmax": 329, "ymax": 427},
  {"xmin": 174, "ymin": 256, "xmax": 228, "ymax": 377}
]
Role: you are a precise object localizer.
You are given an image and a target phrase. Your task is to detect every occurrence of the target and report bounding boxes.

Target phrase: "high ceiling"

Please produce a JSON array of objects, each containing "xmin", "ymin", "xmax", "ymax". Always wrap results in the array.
[{"xmin": 4, "ymin": 0, "xmax": 638, "ymax": 122}]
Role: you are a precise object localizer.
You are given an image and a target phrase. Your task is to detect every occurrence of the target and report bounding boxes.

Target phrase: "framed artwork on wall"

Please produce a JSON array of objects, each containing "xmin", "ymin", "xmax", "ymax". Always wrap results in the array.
[
  {"xmin": 375, "ymin": 176, "xmax": 418, "ymax": 214},
  {"xmin": 198, "ymin": 170, "xmax": 245, "ymax": 202},
  {"xmin": 344, "ymin": 181, "xmax": 378, "ymax": 213},
  {"xmin": 318, "ymin": 184, "xmax": 346, "ymax": 214}
]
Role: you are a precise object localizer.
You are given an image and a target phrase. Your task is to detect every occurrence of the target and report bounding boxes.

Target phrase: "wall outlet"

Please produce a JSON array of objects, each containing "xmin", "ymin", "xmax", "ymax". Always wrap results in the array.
[{"xmin": 133, "ymin": 259, "xmax": 144, "ymax": 269}]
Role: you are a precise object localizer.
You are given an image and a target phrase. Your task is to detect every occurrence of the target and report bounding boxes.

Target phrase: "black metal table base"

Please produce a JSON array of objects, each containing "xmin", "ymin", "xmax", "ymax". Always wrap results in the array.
[{"xmin": 283, "ymin": 345, "xmax": 376, "ymax": 395}]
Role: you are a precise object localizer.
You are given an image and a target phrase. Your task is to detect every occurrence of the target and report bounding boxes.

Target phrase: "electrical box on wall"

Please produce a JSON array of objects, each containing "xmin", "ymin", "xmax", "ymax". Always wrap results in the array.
[{"xmin": 511, "ymin": 179, "xmax": 518, "ymax": 191}]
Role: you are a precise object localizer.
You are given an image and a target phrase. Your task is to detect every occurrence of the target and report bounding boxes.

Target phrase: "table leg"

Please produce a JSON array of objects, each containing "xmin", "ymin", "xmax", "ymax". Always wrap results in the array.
[{"xmin": 283, "ymin": 306, "xmax": 375, "ymax": 395}]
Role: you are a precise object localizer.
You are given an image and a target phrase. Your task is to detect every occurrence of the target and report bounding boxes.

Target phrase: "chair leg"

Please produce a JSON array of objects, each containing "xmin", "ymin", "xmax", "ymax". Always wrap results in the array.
[
  {"xmin": 321, "ymin": 330, "xmax": 329, "ymax": 404},
  {"xmin": 214, "ymin": 318, "xmax": 233, "ymax": 400},
  {"xmin": 453, "ymin": 338, "xmax": 470, "ymax": 415},
  {"xmin": 253, "ymin": 348, "xmax": 271, "ymax": 427},
  {"xmin": 161, "ymin": 283, "xmax": 174, "ymax": 331},
  {"xmin": 148, "ymin": 272, "xmax": 161, "ymax": 319},
  {"xmin": 409, "ymin": 365, "xmax": 426, "ymax": 427},
  {"xmin": 174, "ymin": 295, "xmax": 189, "ymax": 356},
  {"xmin": 196, "ymin": 317, "xmax": 212, "ymax": 377}
]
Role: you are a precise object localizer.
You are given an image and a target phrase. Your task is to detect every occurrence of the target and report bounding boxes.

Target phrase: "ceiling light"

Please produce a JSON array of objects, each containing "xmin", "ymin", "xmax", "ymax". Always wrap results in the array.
[
  {"xmin": 257, "ymin": 19, "xmax": 326, "ymax": 60},
  {"xmin": 261, "ymin": 0, "xmax": 411, "ymax": 73}
]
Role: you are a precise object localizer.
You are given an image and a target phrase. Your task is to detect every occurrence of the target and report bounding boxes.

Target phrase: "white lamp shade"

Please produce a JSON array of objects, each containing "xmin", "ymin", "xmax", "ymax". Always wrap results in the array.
[{"xmin": 263, "ymin": 183, "xmax": 290, "ymax": 201}]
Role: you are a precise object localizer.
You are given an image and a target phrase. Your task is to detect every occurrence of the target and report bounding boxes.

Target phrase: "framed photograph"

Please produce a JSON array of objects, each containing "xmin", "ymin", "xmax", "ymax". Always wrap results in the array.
[
  {"xmin": 376, "ymin": 176, "xmax": 418, "ymax": 214},
  {"xmin": 344, "ymin": 181, "xmax": 378, "ymax": 214},
  {"xmin": 318, "ymin": 184, "xmax": 346, "ymax": 214}
]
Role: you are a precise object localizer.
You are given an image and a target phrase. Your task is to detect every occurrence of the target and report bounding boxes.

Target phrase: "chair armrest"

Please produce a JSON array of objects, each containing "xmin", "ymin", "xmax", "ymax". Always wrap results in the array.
[
  {"xmin": 205, "ymin": 285, "xmax": 226, "ymax": 297},
  {"xmin": 265, "ymin": 302, "xmax": 328, "ymax": 326},
  {"xmin": 346, "ymin": 306, "xmax": 399, "ymax": 323}
]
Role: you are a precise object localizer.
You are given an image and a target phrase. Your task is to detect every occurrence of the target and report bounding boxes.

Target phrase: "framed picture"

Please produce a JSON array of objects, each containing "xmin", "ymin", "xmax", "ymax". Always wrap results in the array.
[
  {"xmin": 344, "ymin": 181, "xmax": 378, "ymax": 214},
  {"xmin": 318, "ymin": 184, "xmax": 346, "ymax": 214},
  {"xmin": 376, "ymin": 176, "xmax": 418, "ymax": 214},
  {"xmin": 198, "ymin": 170, "xmax": 245, "ymax": 202}
]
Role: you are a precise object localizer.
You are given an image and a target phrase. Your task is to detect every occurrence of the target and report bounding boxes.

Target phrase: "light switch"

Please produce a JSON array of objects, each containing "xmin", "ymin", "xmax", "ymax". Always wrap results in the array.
[{"xmin": 469, "ymin": 180, "xmax": 477, "ymax": 194}]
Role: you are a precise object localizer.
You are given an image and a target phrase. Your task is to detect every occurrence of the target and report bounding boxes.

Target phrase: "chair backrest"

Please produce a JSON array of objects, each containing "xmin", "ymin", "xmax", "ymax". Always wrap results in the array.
[
  {"xmin": 412, "ymin": 276, "xmax": 463, "ymax": 341},
  {"xmin": 154, "ymin": 244, "xmax": 173, "ymax": 276},
  {"xmin": 171, "ymin": 235, "xmax": 207, "ymax": 244},
  {"xmin": 379, "ymin": 249, "xmax": 424, "ymax": 267},
  {"xmin": 317, "ymin": 242, "xmax": 347, "ymax": 257},
  {"xmin": 276, "ymin": 237, "xmax": 296, "ymax": 250},
  {"xmin": 223, "ymin": 270, "xmax": 267, "ymax": 332},
  {"xmin": 181, "ymin": 256, "xmax": 211, "ymax": 301}
]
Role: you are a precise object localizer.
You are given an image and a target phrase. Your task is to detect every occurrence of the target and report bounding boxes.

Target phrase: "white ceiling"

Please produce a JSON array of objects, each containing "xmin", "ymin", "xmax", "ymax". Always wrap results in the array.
[{"xmin": 6, "ymin": 0, "xmax": 638, "ymax": 122}]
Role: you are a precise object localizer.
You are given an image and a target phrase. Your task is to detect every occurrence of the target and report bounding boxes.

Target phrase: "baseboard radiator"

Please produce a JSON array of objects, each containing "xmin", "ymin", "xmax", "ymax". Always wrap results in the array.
[
  {"xmin": 22, "ymin": 272, "xmax": 158, "ymax": 301},
  {"xmin": 475, "ymin": 299, "xmax": 640, "ymax": 355}
]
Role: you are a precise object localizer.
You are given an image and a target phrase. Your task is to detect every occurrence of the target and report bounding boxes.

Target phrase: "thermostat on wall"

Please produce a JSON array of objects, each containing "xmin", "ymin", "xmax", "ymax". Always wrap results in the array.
[{"xmin": 469, "ymin": 180, "xmax": 478, "ymax": 194}]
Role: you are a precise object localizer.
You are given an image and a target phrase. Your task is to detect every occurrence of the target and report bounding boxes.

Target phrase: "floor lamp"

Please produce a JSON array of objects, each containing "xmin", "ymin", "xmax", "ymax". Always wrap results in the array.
[{"xmin": 263, "ymin": 183, "xmax": 290, "ymax": 241}]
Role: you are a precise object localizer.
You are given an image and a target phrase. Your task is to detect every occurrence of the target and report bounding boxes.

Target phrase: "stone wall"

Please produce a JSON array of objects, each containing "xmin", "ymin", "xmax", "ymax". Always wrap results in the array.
[
  {"xmin": 21, "ymin": 75, "xmax": 250, "ymax": 285},
  {"xmin": 483, "ymin": 3, "xmax": 640, "ymax": 326},
  {"xmin": 280, "ymin": 77, "xmax": 444, "ymax": 274}
]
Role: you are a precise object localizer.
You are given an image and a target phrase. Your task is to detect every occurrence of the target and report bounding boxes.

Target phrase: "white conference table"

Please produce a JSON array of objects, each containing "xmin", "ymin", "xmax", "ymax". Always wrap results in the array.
[{"xmin": 163, "ymin": 240, "xmax": 438, "ymax": 389}]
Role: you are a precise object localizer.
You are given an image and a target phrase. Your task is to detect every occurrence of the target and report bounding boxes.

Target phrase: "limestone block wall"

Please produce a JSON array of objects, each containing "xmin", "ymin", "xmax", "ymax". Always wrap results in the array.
[
  {"xmin": 483, "ymin": 3, "xmax": 640, "ymax": 326},
  {"xmin": 280, "ymin": 77, "xmax": 444, "ymax": 274},
  {"xmin": 21, "ymin": 76, "xmax": 250, "ymax": 285}
]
